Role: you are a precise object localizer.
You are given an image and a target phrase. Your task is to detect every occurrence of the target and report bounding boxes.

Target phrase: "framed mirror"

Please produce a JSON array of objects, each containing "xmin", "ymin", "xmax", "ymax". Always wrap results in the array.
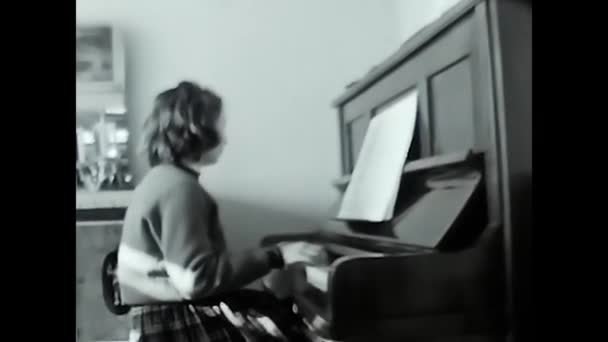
[{"xmin": 76, "ymin": 25, "xmax": 134, "ymax": 195}]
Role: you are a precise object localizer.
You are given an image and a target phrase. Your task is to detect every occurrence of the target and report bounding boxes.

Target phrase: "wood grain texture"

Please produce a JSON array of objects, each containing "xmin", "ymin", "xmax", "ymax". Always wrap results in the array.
[{"xmin": 76, "ymin": 222, "xmax": 129, "ymax": 342}]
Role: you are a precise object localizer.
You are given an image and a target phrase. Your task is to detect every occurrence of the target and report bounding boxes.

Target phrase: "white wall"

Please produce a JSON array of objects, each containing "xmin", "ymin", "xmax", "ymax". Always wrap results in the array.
[
  {"xmin": 77, "ymin": 0, "xmax": 403, "ymax": 249},
  {"xmin": 394, "ymin": 0, "xmax": 463, "ymax": 42},
  {"xmin": 76, "ymin": 0, "xmax": 463, "ymax": 250}
]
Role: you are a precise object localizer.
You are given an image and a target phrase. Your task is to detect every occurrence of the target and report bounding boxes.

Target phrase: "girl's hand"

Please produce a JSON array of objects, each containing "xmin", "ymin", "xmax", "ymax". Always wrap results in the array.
[{"xmin": 278, "ymin": 241, "xmax": 328, "ymax": 266}]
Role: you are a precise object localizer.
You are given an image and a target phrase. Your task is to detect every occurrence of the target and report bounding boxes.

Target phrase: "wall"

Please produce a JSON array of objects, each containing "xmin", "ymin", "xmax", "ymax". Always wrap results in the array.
[
  {"xmin": 76, "ymin": 0, "xmax": 465, "ymax": 254},
  {"xmin": 394, "ymin": 0, "xmax": 464, "ymax": 42},
  {"xmin": 77, "ymin": 0, "xmax": 404, "ymax": 251}
]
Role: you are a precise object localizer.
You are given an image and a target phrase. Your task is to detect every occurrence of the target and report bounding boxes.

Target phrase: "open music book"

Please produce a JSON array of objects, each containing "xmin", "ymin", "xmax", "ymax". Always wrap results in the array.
[{"xmin": 337, "ymin": 89, "xmax": 418, "ymax": 222}]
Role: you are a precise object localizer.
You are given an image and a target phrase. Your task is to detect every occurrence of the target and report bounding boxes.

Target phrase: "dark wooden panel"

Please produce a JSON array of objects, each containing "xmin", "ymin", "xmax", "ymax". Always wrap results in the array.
[
  {"xmin": 417, "ymin": 79, "xmax": 433, "ymax": 157},
  {"xmin": 338, "ymin": 108, "xmax": 350, "ymax": 175},
  {"xmin": 347, "ymin": 114, "xmax": 370, "ymax": 171},
  {"xmin": 76, "ymin": 207, "xmax": 127, "ymax": 221},
  {"xmin": 339, "ymin": 14, "xmax": 475, "ymax": 175},
  {"xmin": 342, "ymin": 11, "xmax": 474, "ymax": 119},
  {"xmin": 339, "ymin": 11, "xmax": 475, "ymax": 178},
  {"xmin": 330, "ymin": 229, "xmax": 506, "ymax": 339},
  {"xmin": 487, "ymin": 1, "xmax": 532, "ymax": 340},
  {"xmin": 429, "ymin": 57, "xmax": 476, "ymax": 155},
  {"xmin": 76, "ymin": 222, "xmax": 128, "ymax": 342},
  {"xmin": 333, "ymin": 0, "xmax": 482, "ymax": 107},
  {"xmin": 470, "ymin": 2, "xmax": 503, "ymax": 225}
]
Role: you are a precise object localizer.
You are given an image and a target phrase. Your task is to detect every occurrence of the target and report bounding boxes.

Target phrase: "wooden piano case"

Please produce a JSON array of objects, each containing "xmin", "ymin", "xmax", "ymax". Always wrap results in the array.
[{"xmin": 262, "ymin": 0, "xmax": 531, "ymax": 341}]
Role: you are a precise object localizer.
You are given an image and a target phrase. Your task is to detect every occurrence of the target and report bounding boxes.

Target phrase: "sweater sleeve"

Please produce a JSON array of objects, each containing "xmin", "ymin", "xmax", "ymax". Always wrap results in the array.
[{"xmin": 159, "ymin": 182, "xmax": 277, "ymax": 300}]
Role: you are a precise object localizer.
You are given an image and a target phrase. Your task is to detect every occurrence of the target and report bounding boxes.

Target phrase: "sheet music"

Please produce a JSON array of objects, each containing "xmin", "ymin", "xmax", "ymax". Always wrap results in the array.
[
  {"xmin": 305, "ymin": 266, "xmax": 329, "ymax": 292},
  {"xmin": 337, "ymin": 89, "xmax": 418, "ymax": 222}
]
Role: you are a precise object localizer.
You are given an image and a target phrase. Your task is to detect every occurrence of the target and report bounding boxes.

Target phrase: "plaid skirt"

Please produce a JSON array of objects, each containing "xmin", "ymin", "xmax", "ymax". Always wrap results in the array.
[
  {"xmin": 129, "ymin": 303, "xmax": 239, "ymax": 342},
  {"xmin": 128, "ymin": 300, "xmax": 299, "ymax": 342}
]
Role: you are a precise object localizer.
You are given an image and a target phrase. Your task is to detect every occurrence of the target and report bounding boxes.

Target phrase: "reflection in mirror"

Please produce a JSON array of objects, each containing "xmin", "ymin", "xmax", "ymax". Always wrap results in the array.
[
  {"xmin": 76, "ymin": 110, "xmax": 133, "ymax": 191},
  {"xmin": 76, "ymin": 25, "xmax": 133, "ymax": 192}
]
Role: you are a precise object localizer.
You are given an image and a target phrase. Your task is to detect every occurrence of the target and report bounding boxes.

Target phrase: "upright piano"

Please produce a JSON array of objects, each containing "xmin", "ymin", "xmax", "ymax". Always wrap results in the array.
[{"xmin": 260, "ymin": 1, "xmax": 531, "ymax": 341}]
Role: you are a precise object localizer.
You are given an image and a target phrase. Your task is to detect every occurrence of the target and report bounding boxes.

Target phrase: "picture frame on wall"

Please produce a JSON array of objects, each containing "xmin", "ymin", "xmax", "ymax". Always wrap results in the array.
[{"xmin": 77, "ymin": 25, "xmax": 125, "ymax": 93}]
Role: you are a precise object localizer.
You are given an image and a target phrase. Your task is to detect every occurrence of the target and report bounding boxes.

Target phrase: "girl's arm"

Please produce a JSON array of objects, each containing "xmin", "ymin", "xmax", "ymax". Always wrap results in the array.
[
  {"xmin": 159, "ymin": 183, "xmax": 324, "ymax": 300},
  {"xmin": 116, "ymin": 248, "xmax": 184, "ymax": 302},
  {"xmin": 158, "ymin": 184, "xmax": 281, "ymax": 300}
]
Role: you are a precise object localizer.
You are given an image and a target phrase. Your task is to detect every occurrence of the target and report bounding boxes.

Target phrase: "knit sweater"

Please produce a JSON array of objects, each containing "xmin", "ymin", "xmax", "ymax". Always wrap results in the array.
[{"xmin": 117, "ymin": 164, "xmax": 277, "ymax": 305}]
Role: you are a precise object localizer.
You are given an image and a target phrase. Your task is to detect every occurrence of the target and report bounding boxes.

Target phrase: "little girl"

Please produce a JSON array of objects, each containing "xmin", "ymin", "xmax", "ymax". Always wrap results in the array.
[{"xmin": 116, "ymin": 81, "xmax": 323, "ymax": 341}]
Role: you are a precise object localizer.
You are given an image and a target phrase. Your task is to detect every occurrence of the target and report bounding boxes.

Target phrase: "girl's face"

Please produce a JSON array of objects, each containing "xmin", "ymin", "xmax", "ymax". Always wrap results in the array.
[{"xmin": 198, "ymin": 112, "xmax": 227, "ymax": 166}]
